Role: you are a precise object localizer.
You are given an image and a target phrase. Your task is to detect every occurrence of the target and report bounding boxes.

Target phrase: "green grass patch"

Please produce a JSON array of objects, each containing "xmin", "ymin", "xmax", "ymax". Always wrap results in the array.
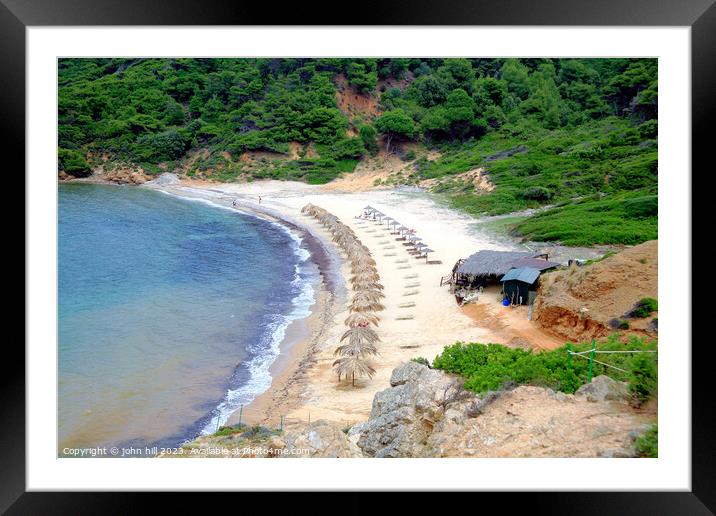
[
  {"xmin": 474, "ymin": 215, "xmax": 528, "ymax": 236},
  {"xmin": 511, "ymin": 191, "xmax": 657, "ymax": 246}
]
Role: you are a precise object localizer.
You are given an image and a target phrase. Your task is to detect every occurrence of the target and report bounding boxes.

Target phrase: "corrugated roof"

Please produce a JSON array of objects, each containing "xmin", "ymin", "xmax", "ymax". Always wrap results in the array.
[
  {"xmin": 508, "ymin": 257, "xmax": 561, "ymax": 271},
  {"xmin": 456, "ymin": 250, "xmax": 536, "ymax": 277},
  {"xmin": 501, "ymin": 267, "xmax": 541, "ymax": 284}
]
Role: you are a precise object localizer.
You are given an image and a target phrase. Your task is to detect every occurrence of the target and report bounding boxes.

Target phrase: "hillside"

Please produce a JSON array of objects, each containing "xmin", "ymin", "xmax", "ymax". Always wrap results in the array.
[
  {"xmin": 58, "ymin": 58, "xmax": 657, "ymax": 245},
  {"xmin": 533, "ymin": 240, "xmax": 658, "ymax": 341}
]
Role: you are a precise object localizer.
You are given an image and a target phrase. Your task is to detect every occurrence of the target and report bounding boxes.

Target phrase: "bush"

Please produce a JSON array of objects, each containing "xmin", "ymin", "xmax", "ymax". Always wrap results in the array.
[
  {"xmin": 521, "ymin": 186, "xmax": 552, "ymax": 201},
  {"xmin": 58, "ymin": 148, "xmax": 91, "ymax": 176},
  {"xmin": 630, "ymin": 297, "xmax": 658, "ymax": 318},
  {"xmin": 432, "ymin": 335, "xmax": 657, "ymax": 398},
  {"xmin": 618, "ymin": 319, "xmax": 631, "ymax": 329},
  {"xmin": 411, "ymin": 357, "xmax": 431, "ymax": 367},
  {"xmin": 634, "ymin": 424, "xmax": 658, "ymax": 457},
  {"xmin": 628, "ymin": 353, "xmax": 657, "ymax": 405}
]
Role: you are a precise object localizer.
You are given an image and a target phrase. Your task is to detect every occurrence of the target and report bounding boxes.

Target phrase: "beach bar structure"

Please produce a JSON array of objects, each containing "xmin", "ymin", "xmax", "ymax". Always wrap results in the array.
[
  {"xmin": 445, "ymin": 250, "xmax": 560, "ymax": 299},
  {"xmin": 500, "ymin": 267, "xmax": 541, "ymax": 305}
]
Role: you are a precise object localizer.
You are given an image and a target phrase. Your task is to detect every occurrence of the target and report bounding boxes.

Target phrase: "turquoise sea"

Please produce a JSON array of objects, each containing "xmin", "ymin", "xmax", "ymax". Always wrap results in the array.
[{"xmin": 58, "ymin": 183, "xmax": 316, "ymax": 455}]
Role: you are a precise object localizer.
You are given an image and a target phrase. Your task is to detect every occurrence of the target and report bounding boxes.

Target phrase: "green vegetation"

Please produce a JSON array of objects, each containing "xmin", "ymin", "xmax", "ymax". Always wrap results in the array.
[
  {"xmin": 634, "ymin": 424, "xmax": 658, "ymax": 457},
  {"xmin": 411, "ymin": 356, "xmax": 431, "ymax": 367},
  {"xmin": 630, "ymin": 297, "xmax": 658, "ymax": 318},
  {"xmin": 58, "ymin": 58, "xmax": 657, "ymax": 246},
  {"xmin": 431, "ymin": 334, "xmax": 657, "ymax": 402}
]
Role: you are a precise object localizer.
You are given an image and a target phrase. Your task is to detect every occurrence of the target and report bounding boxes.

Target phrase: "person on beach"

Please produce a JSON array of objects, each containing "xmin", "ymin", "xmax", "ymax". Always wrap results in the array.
[
  {"xmin": 258, "ymin": 196, "xmax": 262, "ymax": 204},
  {"xmin": 232, "ymin": 200, "xmax": 236, "ymax": 206}
]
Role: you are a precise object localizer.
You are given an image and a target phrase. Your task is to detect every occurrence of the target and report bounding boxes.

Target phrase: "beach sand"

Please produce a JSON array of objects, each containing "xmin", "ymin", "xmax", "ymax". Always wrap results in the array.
[{"xmin": 155, "ymin": 179, "xmax": 562, "ymax": 429}]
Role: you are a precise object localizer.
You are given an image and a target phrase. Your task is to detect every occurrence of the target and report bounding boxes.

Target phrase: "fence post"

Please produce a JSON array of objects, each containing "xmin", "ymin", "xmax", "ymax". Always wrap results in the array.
[
  {"xmin": 587, "ymin": 340, "xmax": 597, "ymax": 382},
  {"xmin": 238, "ymin": 405, "xmax": 243, "ymax": 427},
  {"xmin": 280, "ymin": 415, "xmax": 284, "ymax": 432},
  {"xmin": 567, "ymin": 344, "xmax": 572, "ymax": 370}
]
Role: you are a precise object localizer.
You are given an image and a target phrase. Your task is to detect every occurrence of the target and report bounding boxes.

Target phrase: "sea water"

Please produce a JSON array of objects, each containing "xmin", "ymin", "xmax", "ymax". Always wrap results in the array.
[{"xmin": 58, "ymin": 183, "xmax": 316, "ymax": 455}]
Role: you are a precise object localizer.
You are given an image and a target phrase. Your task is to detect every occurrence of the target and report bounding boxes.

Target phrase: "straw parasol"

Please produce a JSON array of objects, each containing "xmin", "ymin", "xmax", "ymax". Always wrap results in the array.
[
  {"xmin": 352, "ymin": 280, "xmax": 384, "ymax": 291},
  {"xmin": 354, "ymin": 288, "xmax": 385, "ymax": 300},
  {"xmin": 349, "ymin": 296, "xmax": 385, "ymax": 313},
  {"xmin": 422, "ymin": 248, "xmax": 434, "ymax": 262},
  {"xmin": 351, "ymin": 272, "xmax": 381, "ymax": 285},
  {"xmin": 340, "ymin": 326, "xmax": 380, "ymax": 345},
  {"xmin": 351, "ymin": 256, "xmax": 377, "ymax": 267},
  {"xmin": 332, "ymin": 355, "xmax": 376, "ymax": 386},
  {"xmin": 344, "ymin": 312, "xmax": 380, "ymax": 327}
]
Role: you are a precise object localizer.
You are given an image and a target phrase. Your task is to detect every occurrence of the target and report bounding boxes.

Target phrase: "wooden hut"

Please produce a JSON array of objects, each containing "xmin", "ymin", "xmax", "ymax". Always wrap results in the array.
[
  {"xmin": 445, "ymin": 250, "xmax": 560, "ymax": 301},
  {"xmin": 500, "ymin": 267, "xmax": 541, "ymax": 305}
]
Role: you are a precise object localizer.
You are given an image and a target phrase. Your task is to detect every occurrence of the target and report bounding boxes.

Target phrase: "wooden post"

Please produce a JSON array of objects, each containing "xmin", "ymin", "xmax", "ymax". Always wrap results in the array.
[
  {"xmin": 587, "ymin": 340, "xmax": 597, "ymax": 382},
  {"xmin": 238, "ymin": 405, "xmax": 243, "ymax": 427}
]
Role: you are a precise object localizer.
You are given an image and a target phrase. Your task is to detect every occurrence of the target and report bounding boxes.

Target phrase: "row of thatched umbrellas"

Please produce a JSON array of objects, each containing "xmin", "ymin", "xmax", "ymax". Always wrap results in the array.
[
  {"xmin": 360, "ymin": 206, "xmax": 434, "ymax": 262},
  {"xmin": 301, "ymin": 203, "xmax": 383, "ymax": 387}
]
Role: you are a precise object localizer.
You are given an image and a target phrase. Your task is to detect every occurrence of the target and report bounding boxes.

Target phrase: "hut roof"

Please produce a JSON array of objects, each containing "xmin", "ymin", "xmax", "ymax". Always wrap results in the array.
[
  {"xmin": 456, "ymin": 250, "xmax": 537, "ymax": 278},
  {"xmin": 500, "ymin": 267, "xmax": 541, "ymax": 285},
  {"xmin": 508, "ymin": 257, "xmax": 561, "ymax": 271}
]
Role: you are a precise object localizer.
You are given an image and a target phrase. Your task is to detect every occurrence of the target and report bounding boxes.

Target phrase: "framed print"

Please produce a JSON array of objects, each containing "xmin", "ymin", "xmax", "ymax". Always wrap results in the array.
[{"xmin": 7, "ymin": 0, "xmax": 713, "ymax": 511}]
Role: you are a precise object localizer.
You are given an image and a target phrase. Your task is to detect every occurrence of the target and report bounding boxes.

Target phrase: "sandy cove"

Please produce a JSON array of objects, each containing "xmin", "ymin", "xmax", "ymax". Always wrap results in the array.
[{"xmin": 154, "ymin": 179, "xmax": 563, "ymax": 430}]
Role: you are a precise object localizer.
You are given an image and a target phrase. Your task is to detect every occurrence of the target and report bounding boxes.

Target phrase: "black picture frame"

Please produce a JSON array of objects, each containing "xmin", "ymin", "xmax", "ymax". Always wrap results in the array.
[{"xmin": 6, "ymin": 0, "xmax": 711, "ymax": 512}]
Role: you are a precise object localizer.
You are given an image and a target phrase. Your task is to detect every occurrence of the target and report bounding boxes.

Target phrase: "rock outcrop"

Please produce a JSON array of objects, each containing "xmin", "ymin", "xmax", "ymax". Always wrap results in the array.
[
  {"xmin": 349, "ymin": 362, "xmax": 654, "ymax": 458},
  {"xmin": 575, "ymin": 375, "xmax": 630, "ymax": 402},
  {"xmin": 179, "ymin": 363, "xmax": 654, "ymax": 459},
  {"xmin": 348, "ymin": 361, "xmax": 472, "ymax": 457},
  {"xmin": 276, "ymin": 420, "xmax": 363, "ymax": 458}
]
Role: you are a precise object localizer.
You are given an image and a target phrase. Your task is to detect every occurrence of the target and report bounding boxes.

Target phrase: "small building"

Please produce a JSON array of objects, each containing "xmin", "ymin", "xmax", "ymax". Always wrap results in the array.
[
  {"xmin": 446, "ymin": 249, "xmax": 561, "ymax": 303},
  {"xmin": 501, "ymin": 267, "xmax": 541, "ymax": 305}
]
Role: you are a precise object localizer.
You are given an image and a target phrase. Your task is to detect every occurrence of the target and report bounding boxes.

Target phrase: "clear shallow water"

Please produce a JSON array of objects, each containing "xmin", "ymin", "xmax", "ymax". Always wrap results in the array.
[{"xmin": 58, "ymin": 183, "xmax": 316, "ymax": 454}]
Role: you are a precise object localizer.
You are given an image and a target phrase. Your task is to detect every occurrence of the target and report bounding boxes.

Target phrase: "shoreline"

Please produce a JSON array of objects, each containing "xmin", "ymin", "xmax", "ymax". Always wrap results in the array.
[
  {"xmin": 150, "ymin": 182, "xmax": 347, "ymax": 430},
  {"xmin": 155, "ymin": 179, "xmax": 516, "ymax": 428}
]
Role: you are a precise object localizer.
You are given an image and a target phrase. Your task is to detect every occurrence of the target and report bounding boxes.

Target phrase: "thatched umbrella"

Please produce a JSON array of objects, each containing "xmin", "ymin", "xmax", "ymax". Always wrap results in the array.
[
  {"xmin": 332, "ymin": 355, "xmax": 376, "ymax": 386},
  {"xmin": 345, "ymin": 245, "xmax": 372, "ymax": 260},
  {"xmin": 351, "ymin": 261, "xmax": 378, "ymax": 274},
  {"xmin": 351, "ymin": 256, "xmax": 376, "ymax": 267},
  {"xmin": 352, "ymin": 280, "xmax": 384, "ymax": 291},
  {"xmin": 319, "ymin": 213, "xmax": 339, "ymax": 226},
  {"xmin": 341, "ymin": 326, "xmax": 380, "ymax": 345},
  {"xmin": 344, "ymin": 312, "xmax": 380, "ymax": 327},
  {"xmin": 350, "ymin": 272, "xmax": 381, "ymax": 285},
  {"xmin": 422, "ymin": 248, "xmax": 434, "ymax": 262},
  {"xmin": 334, "ymin": 340, "xmax": 378, "ymax": 359},
  {"xmin": 353, "ymin": 289, "xmax": 385, "ymax": 302},
  {"xmin": 349, "ymin": 296, "xmax": 385, "ymax": 313}
]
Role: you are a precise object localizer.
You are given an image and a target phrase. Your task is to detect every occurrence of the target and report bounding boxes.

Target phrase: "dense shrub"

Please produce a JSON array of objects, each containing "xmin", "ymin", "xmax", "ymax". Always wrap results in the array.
[
  {"xmin": 521, "ymin": 186, "xmax": 552, "ymax": 201},
  {"xmin": 58, "ymin": 148, "xmax": 91, "ymax": 176},
  {"xmin": 432, "ymin": 335, "xmax": 657, "ymax": 399},
  {"xmin": 630, "ymin": 297, "xmax": 658, "ymax": 318}
]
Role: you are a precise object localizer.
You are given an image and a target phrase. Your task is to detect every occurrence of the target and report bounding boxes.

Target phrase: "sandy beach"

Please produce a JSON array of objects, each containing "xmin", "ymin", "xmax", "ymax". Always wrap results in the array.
[{"xmin": 155, "ymin": 179, "xmax": 564, "ymax": 429}]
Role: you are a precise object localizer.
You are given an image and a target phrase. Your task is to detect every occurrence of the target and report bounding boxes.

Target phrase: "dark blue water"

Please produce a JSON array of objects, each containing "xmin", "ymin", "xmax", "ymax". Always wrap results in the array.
[{"xmin": 58, "ymin": 183, "xmax": 316, "ymax": 453}]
